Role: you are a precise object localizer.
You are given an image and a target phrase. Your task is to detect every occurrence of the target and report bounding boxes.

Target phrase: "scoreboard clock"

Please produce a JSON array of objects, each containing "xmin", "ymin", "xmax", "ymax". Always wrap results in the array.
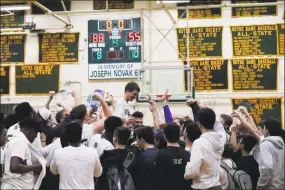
[{"xmin": 88, "ymin": 18, "xmax": 141, "ymax": 79}]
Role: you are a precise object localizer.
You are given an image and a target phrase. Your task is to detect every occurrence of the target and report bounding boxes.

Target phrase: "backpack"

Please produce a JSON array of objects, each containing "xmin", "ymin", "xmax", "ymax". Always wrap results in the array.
[
  {"xmin": 107, "ymin": 152, "xmax": 135, "ymax": 190},
  {"xmin": 221, "ymin": 160, "xmax": 252, "ymax": 190}
]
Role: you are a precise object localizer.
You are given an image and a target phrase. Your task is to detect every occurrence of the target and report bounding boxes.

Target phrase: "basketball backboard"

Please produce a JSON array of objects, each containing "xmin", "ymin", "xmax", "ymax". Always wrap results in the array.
[{"xmin": 136, "ymin": 65, "xmax": 194, "ymax": 102}]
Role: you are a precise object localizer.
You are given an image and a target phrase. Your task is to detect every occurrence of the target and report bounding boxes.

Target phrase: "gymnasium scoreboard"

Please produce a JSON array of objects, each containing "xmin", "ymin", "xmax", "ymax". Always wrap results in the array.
[{"xmin": 88, "ymin": 18, "xmax": 142, "ymax": 79}]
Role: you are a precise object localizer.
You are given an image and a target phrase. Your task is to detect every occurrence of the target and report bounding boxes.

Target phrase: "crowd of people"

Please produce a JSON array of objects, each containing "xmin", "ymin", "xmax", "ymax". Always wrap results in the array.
[{"xmin": 0, "ymin": 82, "xmax": 284, "ymax": 190}]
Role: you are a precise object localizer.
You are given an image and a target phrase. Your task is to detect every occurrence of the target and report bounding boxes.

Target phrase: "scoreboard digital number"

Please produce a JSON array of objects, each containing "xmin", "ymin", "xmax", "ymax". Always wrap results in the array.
[{"xmin": 88, "ymin": 18, "xmax": 141, "ymax": 79}]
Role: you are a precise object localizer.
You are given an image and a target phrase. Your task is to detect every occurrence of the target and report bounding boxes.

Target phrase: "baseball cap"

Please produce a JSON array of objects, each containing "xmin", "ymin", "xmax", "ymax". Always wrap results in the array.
[{"xmin": 38, "ymin": 108, "xmax": 51, "ymax": 121}]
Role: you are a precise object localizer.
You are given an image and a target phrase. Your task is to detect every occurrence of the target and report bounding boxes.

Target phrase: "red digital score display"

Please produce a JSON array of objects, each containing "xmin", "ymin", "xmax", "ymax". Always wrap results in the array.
[
  {"xmin": 127, "ymin": 32, "xmax": 140, "ymax": 42},
  {"xmin": 107, "ymin": 51, "xmax": 117, "ymax": 59},
  {"xmin": 91, "ymin": 33, "xmax": 105, "ymax": 43}
]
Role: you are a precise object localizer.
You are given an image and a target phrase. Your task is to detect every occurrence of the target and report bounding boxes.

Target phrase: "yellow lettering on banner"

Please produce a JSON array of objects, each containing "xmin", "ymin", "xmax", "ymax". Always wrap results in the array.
[
  {"xmin": 205, "ymin": 27, "xmax": 221, "ymax": 33},
  {"xmin": 234, "ymin": 99, "xmax": 258, "ymax": 105},
  {"xmin": 253, "ymin": 31, "xmax": 272, "ymax": 36},
  {"xmin": 259, "ymin": 99, "xmax": 278, "ymax": 104},
  {"xmin": 245, "ymin": 26, "xmax": 256, "ymax": 31},
  {"xmin": 254, "ymin": 104, "xmax": 273, "ymax": 110},
  {"xmin": 257, "ymin": 25, "xmax": 276, "ymax": 31},
  {"xmin": 203, "ymin": 65, "xmax": 221, "ymax": 70},
  {"xmin": 21, "ymin": 66, "xmax": 33, "ymax": 71},
  {"xmin": 232, "ymin": 59, "xmax": 245, "ymax": 64},
  {"xmin": 44, "ymin": 65, "xmax": 53, "ymax": 70},
  {"xmin": 62, "ymin": 33, "xmax": 75, "ymax": 38},
  {"xmin": 43, "ymin": 34, "xmax": 52, "ymax": 39},
  {"xmin": 245, "ymin": 59, "xmax": 257, "ymax": 64},
  {"xmin": 198, "ymin": 33, "xmax": 217, "ymax": 38},
  {"xmin": 178, "ymin": 28, "xmax": 188, "ymax": 34},
  {"xmin": 192, "ymin": 28, "xmax": 204, "ymax": 33},
  {"xmin": 1, "ymin": 36, "xmax": 7, "ymax": 40},
  {"xmin": 0, "ymin": 71, "xmax": 6, "ymax": 76},
  {"xmin": 231, "ymin": 26, "xmax": 244, "ymax": 32}
]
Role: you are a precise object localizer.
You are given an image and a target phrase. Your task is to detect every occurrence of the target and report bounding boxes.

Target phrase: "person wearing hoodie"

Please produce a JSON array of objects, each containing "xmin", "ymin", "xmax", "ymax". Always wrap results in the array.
[
  {"xmin": 96, "ymin": 127, "xmax": 134, "ymax": 190},
  {"xmin": 257, "ymin": 118, "xmax": 285, "ymax": 190},
  {"xmin": 184, "ymin": 108, "xmax": 225, "ymax": 190}
]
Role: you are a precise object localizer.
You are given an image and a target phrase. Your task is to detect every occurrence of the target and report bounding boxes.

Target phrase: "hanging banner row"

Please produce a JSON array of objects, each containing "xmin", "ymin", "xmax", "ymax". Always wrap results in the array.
[
  {"xmin": 183, "ymin": 58, "xmax": 279, "ymax": 92},
  {"xmin": 177, "ymin": 23, "xmax": 284, "ymax": 59},
  {"xmin": 0, "ymin": 33, "xmax": 79, "ymax": 64},
  {"xmin": 2, "ymin": 24, "xmax": 283, "ymax": 65},
  {"xmin": 177, "ymin": 0, "xmax": 279, "ymax": 19},
  {"xmin": 0, "ymin": 0, "xmax": 280, "ymax": 29}
]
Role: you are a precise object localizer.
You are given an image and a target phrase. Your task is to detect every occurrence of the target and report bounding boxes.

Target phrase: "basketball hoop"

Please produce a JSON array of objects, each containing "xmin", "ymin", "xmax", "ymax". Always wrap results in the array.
[{"xmin": 156, "ymin": 94, "xmax": 172, "ymax": 100}]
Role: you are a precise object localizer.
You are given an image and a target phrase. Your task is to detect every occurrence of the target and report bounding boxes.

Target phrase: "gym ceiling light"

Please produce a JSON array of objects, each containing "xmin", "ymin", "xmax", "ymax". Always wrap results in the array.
[
  {"xmin": 156, "ymin": 0, "xmax": 190, "ymax": 4},
  {"xmin": 1, "ymin": 5, "xmax": 30, "ymax": 11}
]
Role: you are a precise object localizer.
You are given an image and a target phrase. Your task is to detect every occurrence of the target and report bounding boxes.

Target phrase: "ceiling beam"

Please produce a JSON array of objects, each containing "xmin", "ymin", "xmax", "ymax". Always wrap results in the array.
[
  {"xmin": 158, "ymin": 1, "xmax": 176, "ymax": 25},
  {"xmin": 32, "ymin": 1, "xmax": 71, "ymax": 26},
  {"xmin": 46, "ymin": 2, "xmax": 282, "ymax": 15},
  {"xmin": 60, "ymin": 0, "xmax": 71, "ymax": 23}
]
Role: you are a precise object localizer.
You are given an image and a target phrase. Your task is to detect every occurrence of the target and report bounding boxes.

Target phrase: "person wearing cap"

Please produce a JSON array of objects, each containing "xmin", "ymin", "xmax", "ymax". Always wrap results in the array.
[
  {"xmin": 36, "ymin": 108, "xmax": 52, "ymax": 147},
  {"xmin": 37, "ymin": 108, "xmax": 52, "ymax": 125}
]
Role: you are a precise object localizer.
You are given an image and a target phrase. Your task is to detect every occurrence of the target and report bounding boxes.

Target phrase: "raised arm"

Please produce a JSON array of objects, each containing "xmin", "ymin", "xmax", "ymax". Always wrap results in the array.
[
  {"xmin": 229, "ymin": 123, "xmax": 239, "ymax": 152},
  {"xmin": 149, "ymin": 100, "xmax": 160, "ymax": 130},
  {"xmin": 232, "ymin": 110, "xmax": 260, "ymax": 142},
  {"xmin": 71, "ymin": 90, "xmax": 81, "ymax": 107},
  {"xmin": 160, "ymin": 89, "xmax": 173, "ymax": 123},
  {"xmin": 92, "ymin": 92, "xmax": 112, "ymax": 134},
  {"xmin": 238, "ymin": 107, "xmax": 258, "ymax": 131},
  {"xmin": 186, "ymin": 99, "xmax": 200, "ymax": 122},
  {"xmin": 45, "ymin": 91, "xmax": 55, "ymax": 109}
]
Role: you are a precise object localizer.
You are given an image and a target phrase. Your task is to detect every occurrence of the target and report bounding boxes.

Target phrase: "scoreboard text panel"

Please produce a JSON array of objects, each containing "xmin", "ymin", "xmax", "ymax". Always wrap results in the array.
[{"xmin": 88, "ymin": 18, "xmax": 141, "ymax": 79}]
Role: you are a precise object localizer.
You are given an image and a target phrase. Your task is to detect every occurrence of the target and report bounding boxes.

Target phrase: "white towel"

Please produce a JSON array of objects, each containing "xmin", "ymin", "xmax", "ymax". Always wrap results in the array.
[{"xmin": 26, "ymin": 139, "xmax": 46, "ymax": 190}]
